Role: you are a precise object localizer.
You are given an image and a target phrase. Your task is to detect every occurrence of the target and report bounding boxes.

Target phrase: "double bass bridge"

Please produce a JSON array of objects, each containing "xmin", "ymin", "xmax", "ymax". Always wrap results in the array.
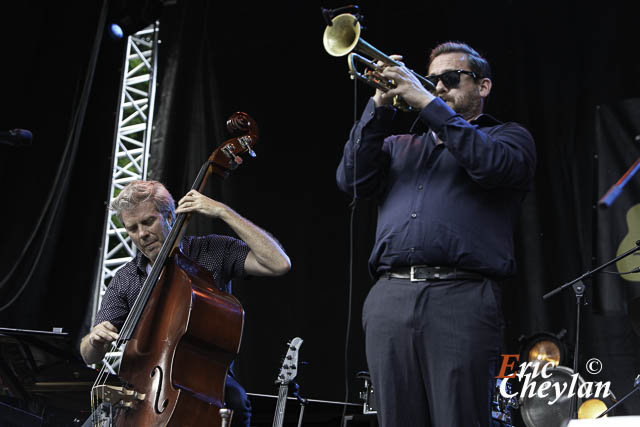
[{"xmin": 93, "ymin": 384, "xmax": 146, "ymax": 408}]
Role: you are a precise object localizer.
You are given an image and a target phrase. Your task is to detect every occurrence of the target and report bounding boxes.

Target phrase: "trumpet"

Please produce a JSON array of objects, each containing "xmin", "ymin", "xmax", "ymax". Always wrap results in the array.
[{"xmin": 322, "ymin": 13, "xmax": 435, "ymax": 111}]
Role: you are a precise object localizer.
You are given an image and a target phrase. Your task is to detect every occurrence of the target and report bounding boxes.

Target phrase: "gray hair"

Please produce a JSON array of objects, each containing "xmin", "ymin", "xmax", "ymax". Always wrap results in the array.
[{"xmin": 111, "ymin": 180, "xmax": 175, "ymax": 224}]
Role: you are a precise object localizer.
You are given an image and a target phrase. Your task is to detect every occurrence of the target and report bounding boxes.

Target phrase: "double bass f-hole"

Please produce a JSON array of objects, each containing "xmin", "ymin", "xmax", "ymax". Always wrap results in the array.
[{"xmin": 151, "ymin": 366, "xmax": 169, "ymax": 414}]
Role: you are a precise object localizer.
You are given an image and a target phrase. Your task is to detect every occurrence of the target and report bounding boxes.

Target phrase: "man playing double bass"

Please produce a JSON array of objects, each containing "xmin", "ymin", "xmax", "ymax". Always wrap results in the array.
[{"xmin": 80, "ymin": 180, "xmax": 291, "ymax": 427}]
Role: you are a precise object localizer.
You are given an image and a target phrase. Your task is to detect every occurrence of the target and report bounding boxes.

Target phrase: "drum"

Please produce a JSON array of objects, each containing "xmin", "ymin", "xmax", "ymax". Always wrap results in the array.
[
  {"xmin": 519, "ymin": 365, "xmax": 585, "ymax": 427},
  {"xmin": 517, "ymin": 365, "xmax": 618, "ymax": 426}
]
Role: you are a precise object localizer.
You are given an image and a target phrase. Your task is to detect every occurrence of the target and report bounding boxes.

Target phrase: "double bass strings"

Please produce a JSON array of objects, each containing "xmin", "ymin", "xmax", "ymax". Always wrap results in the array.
[{"xmin": 89, "ymin": 208, "xmax": 190, "ymax": 425}]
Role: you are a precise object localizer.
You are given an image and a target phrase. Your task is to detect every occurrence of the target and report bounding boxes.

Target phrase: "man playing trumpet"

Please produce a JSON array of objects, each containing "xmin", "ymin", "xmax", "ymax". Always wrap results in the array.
[{"xmin": 336, "ymin": 42, "xmax": 536, "ymax": 426}]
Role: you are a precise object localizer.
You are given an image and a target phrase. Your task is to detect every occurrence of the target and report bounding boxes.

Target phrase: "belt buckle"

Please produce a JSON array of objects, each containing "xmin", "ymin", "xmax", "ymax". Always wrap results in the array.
[
  {"xmin": 410, "ymin": 265, "xmax": 428, "ymax": 282},
  {"xmin": 410, "ymin": 265, "xmax": 440, "ymax": 282}
]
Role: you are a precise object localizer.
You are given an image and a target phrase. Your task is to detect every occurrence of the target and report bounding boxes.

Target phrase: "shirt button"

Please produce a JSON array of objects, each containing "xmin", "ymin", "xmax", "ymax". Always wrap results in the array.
[
  {"xmin": 411, "ymin": 213, "xmax": 417, "ymax": 218},
  {"xmin": 417, "ymin": 184, "xmax": 423, "ymax": 190},
  {"xmin": 409, "ymin": 247, "xmax": 415, "ymax": 253},
  {"xmin": 356, "ymin": 138, "xmax": 361, "ymax": 144}
]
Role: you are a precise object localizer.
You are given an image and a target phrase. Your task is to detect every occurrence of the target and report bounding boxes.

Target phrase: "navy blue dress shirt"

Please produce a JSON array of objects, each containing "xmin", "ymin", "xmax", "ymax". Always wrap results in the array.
[{"xmin": 336, "ymin": 97, "xmax": 536, "ymax": 279}]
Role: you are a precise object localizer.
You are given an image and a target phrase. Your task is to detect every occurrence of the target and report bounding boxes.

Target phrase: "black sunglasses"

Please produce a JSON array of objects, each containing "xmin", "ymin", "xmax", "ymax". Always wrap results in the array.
[{"xmin": 425, "ymin": 69, "xmax": 478, "ymax": 91}]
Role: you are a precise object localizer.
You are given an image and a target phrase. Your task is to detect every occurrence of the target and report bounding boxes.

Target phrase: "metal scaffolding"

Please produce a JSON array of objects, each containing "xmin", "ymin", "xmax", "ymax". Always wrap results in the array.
[{"xmin": 90, "ymin": 22, "xmax": 160, "ymax": 373}]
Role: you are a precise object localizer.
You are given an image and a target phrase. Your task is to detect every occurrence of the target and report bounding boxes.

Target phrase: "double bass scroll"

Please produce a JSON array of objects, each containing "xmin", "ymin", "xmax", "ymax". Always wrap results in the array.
[{"xmin": 210, "ymin": 112, "xmax": 259, "ymax": 178}]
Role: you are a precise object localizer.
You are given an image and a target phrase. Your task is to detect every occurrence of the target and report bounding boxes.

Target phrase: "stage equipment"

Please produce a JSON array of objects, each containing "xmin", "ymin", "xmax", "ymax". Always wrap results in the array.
[
  {"xmin": 322, "ymin": 13, "xmax": 435, "ymax": 111},
  {"xmin": 355, "ymin": 371, "xmax": 376, "ymax": 415},
  {"xmin": 0, "ymin": 328, "xmax": 101, "ymax": 426},
  {"xmin": 519, "ymin": 329, "xmax": 568, "ymax": 369},
  {"xmin": 492, "ymin": 378, "xmax": 517, "ymax": 426},
  {"xmin": 107, "ymin": 0, "xmax": 166, "ymax": 39},
  {"xmin": 579, "ymin": 399, "xmax": 608, "ymax": 419},
  {"xmin": 90, "ymin": 22, "xmax": 160, "ymax": 375},
  {"xmin": 519, "ymin": 366, "xmax": 585, "ymax": 427},
  {"xmin": 108, "ymin": 24, "xmax": 124, "ymax": 40},
  {"xmin": 543, "ymin": 240, "xmax": 640, "ymax": 420},
  {"xmin": 595, "ymin": 375, "xmax": 639, "ymax": 418}
]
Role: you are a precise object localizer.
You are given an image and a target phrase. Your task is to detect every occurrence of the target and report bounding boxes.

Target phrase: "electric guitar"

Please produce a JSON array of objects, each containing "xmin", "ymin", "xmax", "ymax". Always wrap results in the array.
[
  {"xmin": 272, "ymin": 337, "xmax": 303, "ymax": 427},
  {"xmin": 616, "ymin": 203, "xmax": 640, "ymax": 282}
]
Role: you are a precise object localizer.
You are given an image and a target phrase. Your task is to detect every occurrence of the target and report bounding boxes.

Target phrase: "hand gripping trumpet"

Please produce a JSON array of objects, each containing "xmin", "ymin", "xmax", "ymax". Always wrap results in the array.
[{"xmin": 322, "ymin": 13, "xmax": 435, "ymax": 111}]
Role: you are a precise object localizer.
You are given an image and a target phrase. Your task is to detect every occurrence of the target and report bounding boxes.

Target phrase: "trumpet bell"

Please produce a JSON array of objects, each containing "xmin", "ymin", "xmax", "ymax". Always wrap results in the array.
[
  {"xmin": 323, "ymin": 13, "xmax": 361, "ymax": 57},
  {"xmin": 322, "ymin": 12, "xmax": 435, "ymax": 111}
]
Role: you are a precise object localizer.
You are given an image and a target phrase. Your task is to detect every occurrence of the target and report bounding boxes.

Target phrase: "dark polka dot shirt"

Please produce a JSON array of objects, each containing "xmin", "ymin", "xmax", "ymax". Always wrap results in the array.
[{"xmin": 94, "ymin": 234, "xmax": 249, "ymax": 330}]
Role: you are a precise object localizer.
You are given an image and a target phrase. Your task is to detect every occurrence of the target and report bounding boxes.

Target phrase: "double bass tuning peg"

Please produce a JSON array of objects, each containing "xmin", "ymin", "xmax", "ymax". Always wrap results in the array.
[{"xmin": 237, "ymin": 135, "xmax": 256, "ymax": 158}]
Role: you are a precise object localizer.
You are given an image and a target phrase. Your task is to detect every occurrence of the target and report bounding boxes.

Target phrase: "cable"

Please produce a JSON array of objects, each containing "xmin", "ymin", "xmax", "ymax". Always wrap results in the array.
[
  {"xmin": 600, "ymin": 267, "xmax": 640, "ymax": 275},
  {"xmin": 341, "ymin": 73, "xmax": 360, "ymax": 424},
  {"xmin": 0, "ymin": 0, "xmax": 109, "ymax": 311}
]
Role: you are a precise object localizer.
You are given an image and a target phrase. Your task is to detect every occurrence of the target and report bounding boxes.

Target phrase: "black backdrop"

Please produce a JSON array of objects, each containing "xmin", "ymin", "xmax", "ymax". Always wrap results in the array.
[{"xmin": 2, "ymin": 0, "xmax": 640, "ymax": 424}]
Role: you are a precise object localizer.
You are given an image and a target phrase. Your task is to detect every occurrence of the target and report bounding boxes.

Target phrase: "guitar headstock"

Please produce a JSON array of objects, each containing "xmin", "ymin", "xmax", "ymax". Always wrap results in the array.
[{"xmin": 275, "ymin": 337, "xmax": 303, "ymax": 385}]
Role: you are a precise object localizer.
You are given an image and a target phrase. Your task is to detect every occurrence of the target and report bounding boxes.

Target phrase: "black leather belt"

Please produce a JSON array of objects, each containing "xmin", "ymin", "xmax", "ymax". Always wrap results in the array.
[{"xmin": 382, "ymin": 265, "xmax": 483, "ymax": 282}]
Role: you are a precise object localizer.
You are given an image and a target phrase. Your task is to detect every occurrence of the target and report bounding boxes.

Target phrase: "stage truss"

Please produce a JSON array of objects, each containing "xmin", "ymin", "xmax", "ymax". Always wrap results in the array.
[{"xmin": 90, "ymin": 23, "xmax": 159, "ymax": 373}]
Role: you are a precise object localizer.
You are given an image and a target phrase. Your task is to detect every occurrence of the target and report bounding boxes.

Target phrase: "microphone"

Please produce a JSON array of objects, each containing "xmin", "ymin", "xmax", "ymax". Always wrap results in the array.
[
  {"xmin": 0, "ymin": 129, "xmax": 33, "ymax": 147},
  {"xmin": 320, "ymin": 5, "xmax": 361, "ymax": 27},
  {"xmin": 321, "ymin": 8, "xmax": 334, "ymax": 26}
]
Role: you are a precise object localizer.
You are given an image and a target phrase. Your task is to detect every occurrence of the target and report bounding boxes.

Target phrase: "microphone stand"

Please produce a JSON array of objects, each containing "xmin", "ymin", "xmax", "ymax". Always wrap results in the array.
[
  {"xmin": 542, "ymin": 240, "xmax": 640, "ymax": 420},
  {"xmin": 291, "ymin": 381, "xmax": 308, "ymax": 427},
  {"xmin": 597, "ymin": 374, "xmax": 640, "ymax": 418}
]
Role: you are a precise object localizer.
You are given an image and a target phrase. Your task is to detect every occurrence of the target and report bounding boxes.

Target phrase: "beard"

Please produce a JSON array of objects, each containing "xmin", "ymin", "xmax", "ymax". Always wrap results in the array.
[{"xmin": 439, "ymin": 88, "xmax": 483, "ymax": 120}]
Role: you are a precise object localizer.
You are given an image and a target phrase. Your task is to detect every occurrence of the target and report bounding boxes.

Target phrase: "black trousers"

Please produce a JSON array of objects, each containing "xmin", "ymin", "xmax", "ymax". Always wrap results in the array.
[
  {"xmin": 226, "ymin": 374, "xmax": 252, "ymax": 427},
  {"xmin": 362, "ymin": 277, "xmax": 503, "ymax": 427}
]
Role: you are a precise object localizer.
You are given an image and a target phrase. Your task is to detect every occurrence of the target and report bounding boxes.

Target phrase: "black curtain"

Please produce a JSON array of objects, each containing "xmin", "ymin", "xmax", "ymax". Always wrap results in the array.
[
  {"xmin": 2, "ymin": 0, "xmax": 640, "ymax": 424},
  {"xmin": 0, "ymin": 1, "xmax": 121, "ymax": 342}
]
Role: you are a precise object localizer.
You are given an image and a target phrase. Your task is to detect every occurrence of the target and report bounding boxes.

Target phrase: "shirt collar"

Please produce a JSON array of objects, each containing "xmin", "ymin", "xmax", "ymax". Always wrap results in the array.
[
  {"xmin": 469, "ymin": 112, "xmax": 502, "ymax": 126},
  {"xmin": 134, "ymin": 250, "xmax": 150, "ymax": 275},
  {"xmin": 410, "ymin": 109, "xmax": 502, "ymax": 134}
]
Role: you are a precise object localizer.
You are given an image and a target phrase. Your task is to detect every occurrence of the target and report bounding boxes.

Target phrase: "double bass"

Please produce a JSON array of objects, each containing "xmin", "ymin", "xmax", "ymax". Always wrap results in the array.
[{"xmin": 90, "ymin": 112, "xmax": 258, "ymax": 426}]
